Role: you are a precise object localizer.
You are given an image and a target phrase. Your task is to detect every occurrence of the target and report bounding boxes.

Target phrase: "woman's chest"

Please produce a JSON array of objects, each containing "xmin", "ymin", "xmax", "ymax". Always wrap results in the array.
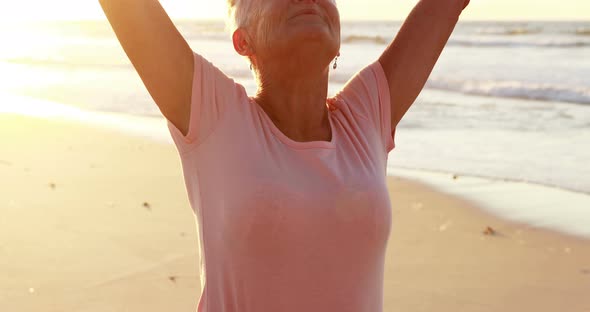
[{"xmin": 198, "ymin": 154, "xmax": 393, "ymax": 260}]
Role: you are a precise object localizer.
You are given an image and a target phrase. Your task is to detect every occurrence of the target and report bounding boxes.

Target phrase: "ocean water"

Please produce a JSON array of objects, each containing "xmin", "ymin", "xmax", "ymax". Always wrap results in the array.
[{"xmin": 1, "ymin": 19, "xmax": 589, "ymax": 237}]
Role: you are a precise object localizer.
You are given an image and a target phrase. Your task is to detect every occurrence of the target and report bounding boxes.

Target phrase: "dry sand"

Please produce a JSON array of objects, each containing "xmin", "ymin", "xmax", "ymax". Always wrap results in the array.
[{"xmin": 1, "ymin": 113, "xmax": 589, "ymax": 312}]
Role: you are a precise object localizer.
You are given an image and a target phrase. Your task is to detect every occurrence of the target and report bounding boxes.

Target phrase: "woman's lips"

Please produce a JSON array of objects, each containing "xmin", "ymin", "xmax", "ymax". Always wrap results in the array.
[{"xmin": 291, "ymin": 8, "xmax": 322, "ymax": 19}]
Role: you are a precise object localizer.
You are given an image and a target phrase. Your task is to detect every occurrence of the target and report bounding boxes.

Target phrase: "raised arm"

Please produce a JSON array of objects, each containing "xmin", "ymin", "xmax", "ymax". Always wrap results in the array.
[
  {"xmin": 98, "ymin": 0, "xmax": 194, "ymax": 136},
  {"xmin": 378, "ymin": 0, "xmax": 470, "ymax": 129}
]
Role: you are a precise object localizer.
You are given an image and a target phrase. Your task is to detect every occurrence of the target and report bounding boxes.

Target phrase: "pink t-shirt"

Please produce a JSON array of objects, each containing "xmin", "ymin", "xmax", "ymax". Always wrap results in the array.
[{"xmin": 167, "ymin": 51, "xmax": 396, "ymax": 312}]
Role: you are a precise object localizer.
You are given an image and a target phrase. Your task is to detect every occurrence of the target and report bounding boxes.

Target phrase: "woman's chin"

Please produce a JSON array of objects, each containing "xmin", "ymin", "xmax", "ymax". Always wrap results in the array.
[{"xmin": 285, "ymin": 26, "xmax": 337, "ymax": 46}]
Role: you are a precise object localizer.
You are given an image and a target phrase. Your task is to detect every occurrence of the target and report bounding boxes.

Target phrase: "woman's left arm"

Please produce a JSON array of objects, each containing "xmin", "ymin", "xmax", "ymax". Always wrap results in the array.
[{"xmin": 378, "ymin": 0, "xmax": 470, "ymax": 129}]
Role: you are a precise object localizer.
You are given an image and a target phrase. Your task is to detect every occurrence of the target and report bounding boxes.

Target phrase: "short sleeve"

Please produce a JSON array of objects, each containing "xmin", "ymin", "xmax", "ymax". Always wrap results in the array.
[
  {"xmin": 166, "ymin": 51, "xmax": 239, "ymax": 154},
  {"xmin": 335, "ymin": 61, "xmax": 396, "ymax": 154}
]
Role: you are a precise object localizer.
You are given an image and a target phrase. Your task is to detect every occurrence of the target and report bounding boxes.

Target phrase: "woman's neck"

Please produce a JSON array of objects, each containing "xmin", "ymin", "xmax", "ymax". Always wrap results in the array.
[{"xmin": 253, "ymin": 64, "xmax": 332, "ymax": 142}]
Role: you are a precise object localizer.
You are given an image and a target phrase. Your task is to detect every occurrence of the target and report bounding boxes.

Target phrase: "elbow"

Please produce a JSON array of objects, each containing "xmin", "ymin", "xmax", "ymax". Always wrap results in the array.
[
  {"xmin": 448, "ymin": 0, "xmax": 470, "ymax": 14},
  {"xmin": 450, "ymin": 0, "xmax": 470, "ymax": 14},
  {"xmin": 452, "ymin": 0, "xmax": 470, "ymax": 17},
  {"xmin": 420, "ymin": 0, "xmax": 469, "ymax": 17},
  {"xmin": 462, "ymin": 0, "xmax": 470, "ymax": 10}
]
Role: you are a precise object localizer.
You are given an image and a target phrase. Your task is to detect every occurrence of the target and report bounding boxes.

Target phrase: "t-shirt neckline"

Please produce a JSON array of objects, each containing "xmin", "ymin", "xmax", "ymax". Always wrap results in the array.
[{"xmin": 248, "ymin": 97, "xmax": 338, "ymax": 150}]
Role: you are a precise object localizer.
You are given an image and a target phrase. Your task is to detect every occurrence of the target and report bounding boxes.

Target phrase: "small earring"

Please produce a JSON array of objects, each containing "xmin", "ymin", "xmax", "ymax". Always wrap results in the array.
[
  {"xmin": 333, "ymin": 55, "xmax": 339, "ymax": 70},
  {"xmin": 250, "ymin": 63, "xmax": 253, "ymax": 70}
]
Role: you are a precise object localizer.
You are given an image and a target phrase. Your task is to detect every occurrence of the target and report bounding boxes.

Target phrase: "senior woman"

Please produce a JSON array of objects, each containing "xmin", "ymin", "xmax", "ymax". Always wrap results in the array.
[{"xmin": 100, "ymin": 0, "xmax": 469, "ymax": 311}]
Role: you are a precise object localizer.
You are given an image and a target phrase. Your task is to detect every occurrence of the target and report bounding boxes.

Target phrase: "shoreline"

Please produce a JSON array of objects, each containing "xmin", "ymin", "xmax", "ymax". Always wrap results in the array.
[
  {"xmin": 2, "ymin": 91, "xmax": 590, "ymax": 241},
  {"xmin": 2, "ymin": 92, "xmax": 589, "ymax": 241},
  {"xmin": 387, "ymin": 167, "xmax": 590, "ymax": 240}
]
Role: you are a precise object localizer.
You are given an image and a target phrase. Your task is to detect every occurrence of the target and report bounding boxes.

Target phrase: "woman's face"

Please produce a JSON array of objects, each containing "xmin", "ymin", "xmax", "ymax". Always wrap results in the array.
[{"xmin": 249, "ymin": 0, "xmax": 341, "ymax": 62}]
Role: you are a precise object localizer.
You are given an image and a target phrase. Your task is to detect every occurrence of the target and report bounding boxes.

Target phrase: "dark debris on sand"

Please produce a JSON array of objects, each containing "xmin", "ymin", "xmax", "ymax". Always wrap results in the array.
[{"xmin": 483, "ymin": 226, "xmax": 496, "ymax": 236}]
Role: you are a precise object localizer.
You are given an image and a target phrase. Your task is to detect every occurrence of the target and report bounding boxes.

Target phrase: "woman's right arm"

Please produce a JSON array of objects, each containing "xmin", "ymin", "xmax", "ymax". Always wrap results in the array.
[{"xmin": 98, "ymin": 0, "xmax": 194, "ymax": 136}]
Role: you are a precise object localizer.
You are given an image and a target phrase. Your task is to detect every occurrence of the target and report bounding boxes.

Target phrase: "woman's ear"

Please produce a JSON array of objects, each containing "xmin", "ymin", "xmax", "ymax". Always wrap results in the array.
[{"xmin": 232, "ymin": 29, "xmax": 253, "ymax": 57}]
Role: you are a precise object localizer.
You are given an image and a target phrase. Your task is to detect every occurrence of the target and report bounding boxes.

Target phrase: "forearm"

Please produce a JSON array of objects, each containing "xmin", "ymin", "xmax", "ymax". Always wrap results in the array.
[
  {"xmin": 382, "ymin": 0, "xmax": 464, "ymax": 92},
  {"xmin": 378, "ymin": 0, "xmax": 469, "ymax": 126}
]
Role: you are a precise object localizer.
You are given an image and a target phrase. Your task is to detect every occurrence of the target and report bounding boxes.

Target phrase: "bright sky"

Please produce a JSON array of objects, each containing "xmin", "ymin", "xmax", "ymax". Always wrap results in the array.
[{"xmin": 1, "ymin": 0, "xmax": 589, "ymax": 22}]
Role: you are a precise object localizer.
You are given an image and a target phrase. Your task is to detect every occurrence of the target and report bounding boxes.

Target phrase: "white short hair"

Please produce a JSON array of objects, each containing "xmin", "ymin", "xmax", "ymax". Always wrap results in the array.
[
  {"xmin": 227, "ymin": 0, "xmax": 339, "ymax": 33},
  {"xmin": 226, "ymin": 0, "xmax": 260, "ymax": 33}
]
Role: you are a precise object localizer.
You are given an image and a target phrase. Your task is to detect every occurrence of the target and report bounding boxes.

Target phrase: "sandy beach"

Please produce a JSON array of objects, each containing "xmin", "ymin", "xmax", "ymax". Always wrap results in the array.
[{"xmin": 1, "ymin": 113, "xmax": 589, "ymax": 312}]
